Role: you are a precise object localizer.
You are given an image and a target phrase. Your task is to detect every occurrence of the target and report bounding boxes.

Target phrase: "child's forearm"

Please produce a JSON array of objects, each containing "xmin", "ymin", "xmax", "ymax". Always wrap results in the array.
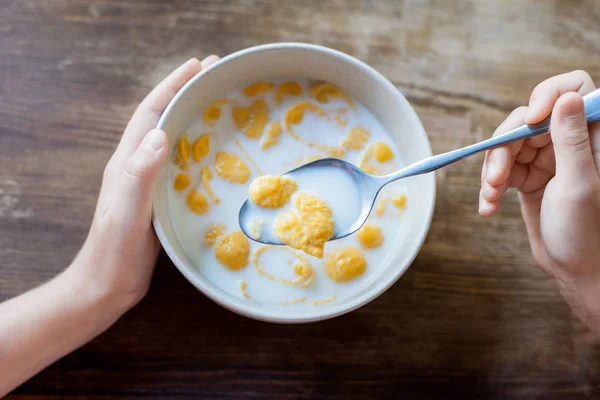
[{"xmin": 0, "ymin": 263, "xmax": 122, "ymax": 397}]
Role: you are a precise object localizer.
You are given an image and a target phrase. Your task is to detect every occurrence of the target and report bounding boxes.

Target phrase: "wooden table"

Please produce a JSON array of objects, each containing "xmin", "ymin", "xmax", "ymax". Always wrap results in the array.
[{"xmin": 2, "ymin": 1, "xmax": 600, "ymax": 398}]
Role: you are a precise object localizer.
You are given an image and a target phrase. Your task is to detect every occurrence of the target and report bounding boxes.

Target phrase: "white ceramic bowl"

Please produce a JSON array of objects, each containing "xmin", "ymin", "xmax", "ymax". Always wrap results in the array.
[{"xmin": 153, "ymin": 43, "xmax": 435, "ymax": 323}]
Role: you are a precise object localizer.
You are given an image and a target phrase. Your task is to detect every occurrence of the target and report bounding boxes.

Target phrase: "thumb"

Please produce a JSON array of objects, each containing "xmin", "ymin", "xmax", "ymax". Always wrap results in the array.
[
  {"xmin": 550, "ymin": 92, "xmax": 595, "ymax": 182},
  {"xmin": 116, "ymin": 128, "xmax": 168, "ymax": 216}
]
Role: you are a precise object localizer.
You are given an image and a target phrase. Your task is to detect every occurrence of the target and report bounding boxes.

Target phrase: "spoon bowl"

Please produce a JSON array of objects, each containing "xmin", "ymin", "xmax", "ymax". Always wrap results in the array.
[{"xmin": 238, "ymin": 158, "xmax": 382, "ymax": 244}]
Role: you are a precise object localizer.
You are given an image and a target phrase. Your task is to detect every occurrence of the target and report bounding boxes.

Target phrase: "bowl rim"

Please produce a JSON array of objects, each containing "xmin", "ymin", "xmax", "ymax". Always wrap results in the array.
[{"xmin": 153, "ymin": 42, "xmax": 436, "ymax": 323}]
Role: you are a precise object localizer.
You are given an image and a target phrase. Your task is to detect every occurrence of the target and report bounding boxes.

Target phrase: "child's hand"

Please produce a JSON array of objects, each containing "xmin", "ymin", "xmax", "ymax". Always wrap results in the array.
[
  {"xmin": 71, "ymin": 56, "xmax": 219, "ymax": 313},
  {"xmin": 479, "ymin": 70, "xmax": 600, "ymax": 330}
]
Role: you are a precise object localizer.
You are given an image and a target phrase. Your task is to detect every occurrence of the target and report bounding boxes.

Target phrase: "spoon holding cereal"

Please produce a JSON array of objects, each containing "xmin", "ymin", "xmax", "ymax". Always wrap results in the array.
[{"xmin": 239, "ymin": 88, "xmax": 600, "ymax": 249}]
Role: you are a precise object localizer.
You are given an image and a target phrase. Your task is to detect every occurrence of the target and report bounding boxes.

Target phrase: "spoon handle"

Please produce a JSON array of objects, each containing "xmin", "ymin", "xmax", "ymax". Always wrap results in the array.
[{"xmin": 383, "ymin": 88, "xmax": 600, "ymax": 183}]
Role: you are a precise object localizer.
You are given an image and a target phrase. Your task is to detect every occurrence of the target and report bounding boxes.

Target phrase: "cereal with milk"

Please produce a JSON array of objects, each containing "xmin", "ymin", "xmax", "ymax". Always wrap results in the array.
[{"xmin": 167, "ymin": 80, "xmax": 408, "ymax": 307}]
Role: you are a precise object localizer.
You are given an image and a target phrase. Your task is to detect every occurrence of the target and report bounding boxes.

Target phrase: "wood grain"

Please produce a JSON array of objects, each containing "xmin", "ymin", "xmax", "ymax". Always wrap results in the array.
[{"xmin": 2, "ymin": 0, "xmax": 600, "ymax": 398}]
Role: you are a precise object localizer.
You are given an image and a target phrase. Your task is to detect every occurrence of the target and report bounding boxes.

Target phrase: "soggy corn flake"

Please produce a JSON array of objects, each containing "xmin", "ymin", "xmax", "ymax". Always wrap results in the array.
[
  {"xmin": 203, "ymin": 99, "xmax": 231, "ymax": 126},
  {"xmin": 232, "ymin": 106, "xmax": 251, "ymax": 128},
  {"xmin": 275, "ymin": 82, "xmax": 303, "ymax": 104},
  {"xmin": 233, "ymin": 99, "xmax": 269, "ymax": 139},
  {"xmin": 173, "ymin": 173, "xmax": 190, "ymax": 192},
  {"xmin": 370, "ymin": 142, "xmax": 394, "ymax": 163},
  {"xmin": 274, "ymin": 192, "xmax": 334, "ymax": 258},
  {"xmin": 193, "ymin": 134, "xmax": 211, "ymax": 162},
  {"xmin": 335, "ymin": 115, "xmax": 348, "ymax": 127},
  {"xmin": 186, "ymin": 189, "xmax": 209, "ymax": 215},
  {"xmin": 359, "ymin": 147, "xmax": 384, "ymax": 175},
  {"xmin": 245, "ymin": 99, "xmax": 269, "ymax": 139},
  {"xmin": 201, "ymin": 166, "xmax": 219, "ymax": 203},
  {"xmin": 261, "ymin": 120, "xmax": 283, "ymax": 149},
  {"xmin": 342, "ymin": 127, "xmax": 370, "ymax": 150},
  {"xmin": 324, "ymin": 246, "xmax": 367, "ymax": 282},
  {"xmin": 311, "ymin": 83, "xmax": 356, "ymax": 110},
  {"xmin": 177, "ymin": 134, "xmax": 192, "ymax": 167},
  {"xmin": 242, "ymin": 82, "xmax": 274, "ymax": 97},
  {"xmin": 392, "ymin": 193, "xmax": 407, "ymax": 209},
  {"xmin": 213, "ymin": 151, "xmax": 251, "ymax": 183},
  {"xmin": 204, "ymin": 224, "xmax": 226, "ymax": 246},
  {"xmin": 284, "ymin": 101, "xmax": 326, "ymax": 128},
  {"xmin": 249, "ymin": 175, "xmax": 298, "ymax": 208},
  {"xmin": 250, "ymin": 219, "xmax": 264, "ymax": 240},
  {"xmin": 215, "ymin": 231, "xmax": 250, "ymax": 270},
  {"xmin": 357, "ymin": 224, "xmax": 385, "ymax": 249}
]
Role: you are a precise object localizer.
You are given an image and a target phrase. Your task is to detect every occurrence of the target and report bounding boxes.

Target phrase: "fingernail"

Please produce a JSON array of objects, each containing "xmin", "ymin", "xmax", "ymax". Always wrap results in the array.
[
  {"xmin": 144, "ymin": 129, "xmax": 164, "ymax": 151},
  {"xmin": 478, "ymin": 196, "xmax": 486, "ymax": 212},
  {"xmin": 479, "ymin": 197, "xmax": 492, "ymax": 214},
  {"xmin": 201, "ymin": 55, "xmax": 219, "ymax": 68},
  {"xmin": 561, "ymin": 95, "xmax": 584, "ymax": 120}
]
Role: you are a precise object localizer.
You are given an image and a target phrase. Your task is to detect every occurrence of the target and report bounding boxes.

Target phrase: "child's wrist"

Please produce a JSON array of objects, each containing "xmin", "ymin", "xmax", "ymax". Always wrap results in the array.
[{"xmin": 63, "ymin": 257, "xmax": 133, "ymax": 324}]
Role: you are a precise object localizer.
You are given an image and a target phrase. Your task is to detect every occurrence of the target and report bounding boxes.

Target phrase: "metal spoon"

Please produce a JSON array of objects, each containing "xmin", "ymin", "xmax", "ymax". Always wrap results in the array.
[{"xmin": 239, "ymin": 88, "xmax": 600, "ymax": 245}]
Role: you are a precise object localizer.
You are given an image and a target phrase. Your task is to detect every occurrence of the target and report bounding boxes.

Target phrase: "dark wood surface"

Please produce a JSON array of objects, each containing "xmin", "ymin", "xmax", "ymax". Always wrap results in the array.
[{"xmin": 2, "ymin": 0, "xmax": 600, "ymax": 398}]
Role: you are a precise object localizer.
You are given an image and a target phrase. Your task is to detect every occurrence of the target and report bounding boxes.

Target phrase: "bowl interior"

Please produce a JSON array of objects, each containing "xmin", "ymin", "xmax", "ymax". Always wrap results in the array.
[{"xmin": 154, "ymin": 43, "xmax": 435, "ymax": 323}]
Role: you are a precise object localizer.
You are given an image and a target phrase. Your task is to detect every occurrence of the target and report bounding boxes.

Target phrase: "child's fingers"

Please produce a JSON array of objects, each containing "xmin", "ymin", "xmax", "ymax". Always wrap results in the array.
[
  {"xmin": 114, "ymin": 129, "xmax": 168, "ymax": 221},
  {"xmin": 484, "ymin": 106, "xmax": 529, "ymax": 186},
  {"xmin": 478, "ymin": 193, "xmax": 498, "ymax": 216},
  {"xmin": 530, "ymin": 142, "xmax": 556, "ymax": 176},
  {"xmin": 524, "ymin": 70, "xmax": 596, "ymax": 124},
  {"xmin": 479, "ymin": 107, "xmax": 531, "ymax": 216},
  {"xmin": 119, "ymin": 58, "xmax": 202, "ymax": 158},
  {"xmin": 103, "ymin": 56, "xmax": 219, "ymax": 185},
  {"xmin": 515, "ymin": 163, "xmax": 554, "ymax": 194},
  {"xmin": 502, "ymin": 144, "xmax": 554, "ymax": 200},
  {"xmin": 479, "ymin": 156, "xmax": 506, "ymax": 215},
  {"xmin": 117, "ymin": 55, "xmax": 220, "ymax": 165},
  {"xmin": 515, "ymin": 144, "xmax": 538, "ymax": 164},
  {"xmin": 506, "ymin": 162, "xmax": 529, "ymax": 188},
  {"xmin": 484, "ymin": 146, "xmax": 511, "ymax": 187},
  {"xmin": 480, "ymin": 155, "xmax": 506, "ymax": 202},
  {"xmin": 525, "ymin": 133, "xmax": 552, "ymax": 149},
  {"xmin": 479, "ymin": 177, "xmax": 508, "ymax": 215},
  {"xmin": 480, "ymin": 180, "xmax": 507, "ymax": 203}
]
